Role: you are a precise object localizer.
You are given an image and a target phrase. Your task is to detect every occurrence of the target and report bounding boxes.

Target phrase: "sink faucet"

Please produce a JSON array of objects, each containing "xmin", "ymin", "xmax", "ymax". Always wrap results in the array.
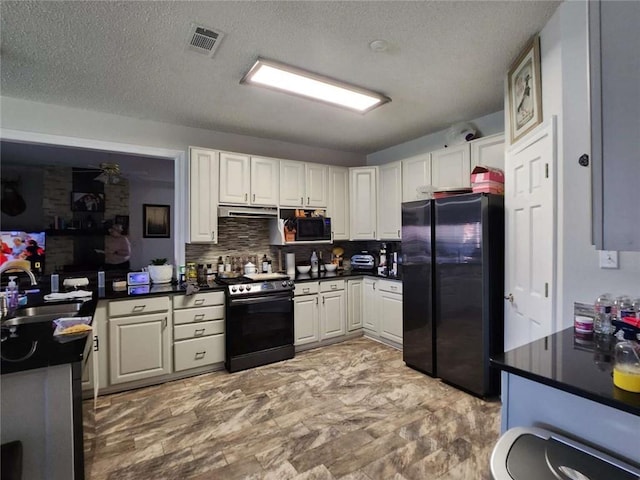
[{"xmin": 0, "ymin": 260, "xmax": 38, "ymax": 286}]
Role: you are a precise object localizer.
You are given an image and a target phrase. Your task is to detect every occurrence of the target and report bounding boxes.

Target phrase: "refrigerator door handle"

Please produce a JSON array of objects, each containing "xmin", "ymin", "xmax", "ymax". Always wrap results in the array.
[{"xmin": 504, "ymin": 293, "xmax": 514, "ymax": 303}]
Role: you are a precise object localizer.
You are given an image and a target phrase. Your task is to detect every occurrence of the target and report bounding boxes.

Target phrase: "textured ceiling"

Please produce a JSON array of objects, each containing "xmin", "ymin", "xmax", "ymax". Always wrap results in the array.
[{"xmin": 0, "ymin": 1, "xmax": 560, "ymax": 154}]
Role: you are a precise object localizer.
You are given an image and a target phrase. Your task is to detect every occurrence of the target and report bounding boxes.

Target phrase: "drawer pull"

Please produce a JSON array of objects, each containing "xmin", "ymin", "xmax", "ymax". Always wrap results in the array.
[
  {"xmin": 194, "ymin": 314, "xmax": 205, "ymax": 320},
  {"xmin": 194, "ymin": 351, "xmax": 206, "ymax": 360},
  {"xmin": 194, "ymin": 328, "xmax": 205, "ymax": 336},
  {"xmin": 330, "ymin": 284, "xmax": 337, "ymax": 290},
  {"xmin": 194, "ymin": 299, "xmax": 205, "ymax": 305},
  {"xmin": 132, "ymin": 305, "xmax": 146, "ymax": 312},
  {"xmin": 303, "ymin": 288, "xmax": 310, "ymax": 293},
  {"xmin": 390, "ymin": 286, "xmax": 397, "ymax": 291}
]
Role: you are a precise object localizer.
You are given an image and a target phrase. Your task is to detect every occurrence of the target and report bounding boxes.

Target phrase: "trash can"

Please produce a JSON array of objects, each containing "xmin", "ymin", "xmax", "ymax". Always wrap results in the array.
[{"xmin": 490, "ymin": 427, "xmax": 640, "ymax": 480}]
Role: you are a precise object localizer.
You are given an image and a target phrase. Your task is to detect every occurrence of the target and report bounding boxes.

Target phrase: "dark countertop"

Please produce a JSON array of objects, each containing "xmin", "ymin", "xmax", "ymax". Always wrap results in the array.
[
  {"xmin": 293, "ymin": 269, "xmax": 402, "ymax": 283},
  {"xmin": 491, "ymin": 327, "xmax": 640, "ymax": 416}
]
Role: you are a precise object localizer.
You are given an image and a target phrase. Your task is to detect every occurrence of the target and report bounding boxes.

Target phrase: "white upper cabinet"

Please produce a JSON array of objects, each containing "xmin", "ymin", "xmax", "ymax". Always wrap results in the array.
[
  {"xmin": 280, "ymin": 160, "xmax": 306, "ymax": 207},
  {"xmin": 470, "ymin": 134, "xmax": 505, "ymax": 171},
  {"xmin": 430, "ymin": 143, "xmax": 471, "ymax": 188},
  {"xmin": 189, "ymin": 147, "xmax": 219, "ymax": 243},
  {"xmin": 306, "ymin": 163, "xmax": 328, "ymax": 208},
  {"xmin": 349, "ymin": 167, "xmax": 378, "ymax": 240},
  {"xmin": 377, "ymin": 161, "xmax": 402, "ymax": 240},
  {"xmin": 402, "ymin": 153, "xmax": 431, "ymax": 202},
  {"xmin": 219, "ymin": 152, "xmax": 278, "ymax": 206},
  {"xmin": 250, "ymin": 156, "xmax": 279, "ymax": 206},
  {"xmin": 328, "ymin": 166, "xmax": 349, "ymax": 241},
  {"xmin": 280, "ymin": 160, "xmax": 328, "ymax": 208}
]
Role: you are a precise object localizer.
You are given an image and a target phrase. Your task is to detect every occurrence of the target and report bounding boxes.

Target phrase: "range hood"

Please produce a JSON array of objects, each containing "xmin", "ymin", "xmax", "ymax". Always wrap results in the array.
[{"xmin": 218, "ymin": 206, "xmax": 279, "ymax": 218}]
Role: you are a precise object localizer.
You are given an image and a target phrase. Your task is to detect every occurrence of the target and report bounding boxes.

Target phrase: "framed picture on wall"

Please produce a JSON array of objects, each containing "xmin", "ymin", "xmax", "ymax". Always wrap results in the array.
[
  {"xmin": 143, "ymin": 204, "xmax": 170, "ymax": 238},
  {"xmin": 71, "ymin": 192, "xmax": 105, "ymax": 212},
  {"xmin": 507, "ymin": 35, "xmax": 543, "ymax": 144}
]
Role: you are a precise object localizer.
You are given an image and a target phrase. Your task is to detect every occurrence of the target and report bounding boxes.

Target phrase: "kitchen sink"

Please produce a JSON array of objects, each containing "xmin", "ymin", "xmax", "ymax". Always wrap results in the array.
[{"xmin": 2, "ymin": 302, "xmax": 84, "ymax": 326}]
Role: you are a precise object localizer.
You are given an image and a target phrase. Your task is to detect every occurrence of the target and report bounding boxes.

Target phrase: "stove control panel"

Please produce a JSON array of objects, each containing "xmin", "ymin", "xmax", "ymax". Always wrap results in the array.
[{"xmin": 227, "ymin": 280, "xmax": 294, "ymax": 296}]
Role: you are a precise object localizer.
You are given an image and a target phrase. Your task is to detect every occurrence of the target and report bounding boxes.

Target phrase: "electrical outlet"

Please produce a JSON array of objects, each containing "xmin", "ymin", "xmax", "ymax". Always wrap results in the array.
[{"xmin": 598, "ymin": 250, "xmax": 618, "ymax": 269}]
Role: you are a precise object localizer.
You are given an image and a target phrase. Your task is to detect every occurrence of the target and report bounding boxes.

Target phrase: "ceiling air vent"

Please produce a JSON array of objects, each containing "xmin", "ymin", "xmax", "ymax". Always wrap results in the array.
[{"xmin": 186, "ymin": 23, "xmax": 224, "ymax": 58}]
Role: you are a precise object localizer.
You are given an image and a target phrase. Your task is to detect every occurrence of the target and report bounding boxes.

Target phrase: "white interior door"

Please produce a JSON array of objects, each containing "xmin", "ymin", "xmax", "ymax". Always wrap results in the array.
[{"xmin": 504, "ymin": 118, "xmax": 556, "ymax": 351}]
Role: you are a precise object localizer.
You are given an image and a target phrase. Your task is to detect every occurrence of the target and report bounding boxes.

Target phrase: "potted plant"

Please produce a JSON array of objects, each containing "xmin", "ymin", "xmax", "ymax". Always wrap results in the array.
[{"xmin": 148, "ymin": 258, "xmax": 173, "ymax": 284}]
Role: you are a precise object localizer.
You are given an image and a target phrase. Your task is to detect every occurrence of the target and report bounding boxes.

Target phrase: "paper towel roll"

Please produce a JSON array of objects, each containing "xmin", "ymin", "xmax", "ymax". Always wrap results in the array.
[{"xmin": 286, "ymin": 253, "xmax": 296, "ymax": 275}]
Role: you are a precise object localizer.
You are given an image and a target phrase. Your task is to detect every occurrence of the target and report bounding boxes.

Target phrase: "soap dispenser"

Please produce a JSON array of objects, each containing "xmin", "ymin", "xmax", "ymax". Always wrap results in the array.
[
  {"xmin": 6, "ymin": 276, "xmax": 19, "ymax": 310},
  {"xmin": 611, "ymin": 318, "xmax": 640, "ymax": 393}
]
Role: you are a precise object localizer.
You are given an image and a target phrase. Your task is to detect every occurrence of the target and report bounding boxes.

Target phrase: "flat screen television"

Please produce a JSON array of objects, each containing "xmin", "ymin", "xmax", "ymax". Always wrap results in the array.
[{"xmin": 0, "ymin": 231, "xmax": 46, "ymax": 276}]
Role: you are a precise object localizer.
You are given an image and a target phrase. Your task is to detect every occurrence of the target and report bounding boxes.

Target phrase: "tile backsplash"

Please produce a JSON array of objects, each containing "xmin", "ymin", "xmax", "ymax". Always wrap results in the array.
[{"xmin": 184, "ymin": 218, "xmax": 393, "ymax": 271}]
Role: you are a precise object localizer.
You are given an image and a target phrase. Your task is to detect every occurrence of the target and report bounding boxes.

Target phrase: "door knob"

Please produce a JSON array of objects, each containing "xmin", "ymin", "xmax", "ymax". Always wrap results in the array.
[{"xmin": 504, "ymin": 293, "xmax": 514, "ymax": 303}]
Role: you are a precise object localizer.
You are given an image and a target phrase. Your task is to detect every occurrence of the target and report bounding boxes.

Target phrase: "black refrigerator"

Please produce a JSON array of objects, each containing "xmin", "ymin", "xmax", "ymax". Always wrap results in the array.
[{"xmin": 401, "ymin": 193, "xmax": 504, "ymax": 397}]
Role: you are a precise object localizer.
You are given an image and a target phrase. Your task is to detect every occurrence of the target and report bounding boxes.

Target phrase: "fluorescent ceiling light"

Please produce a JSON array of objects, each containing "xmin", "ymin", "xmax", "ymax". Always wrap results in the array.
[{"xmin": 241, "ymin": 58, "xmax": 390, "ymax": 113}]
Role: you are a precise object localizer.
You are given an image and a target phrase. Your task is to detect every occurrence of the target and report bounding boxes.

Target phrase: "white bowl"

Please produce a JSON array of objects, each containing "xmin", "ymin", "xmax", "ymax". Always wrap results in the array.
[
  {"xmin": 296, "ymin": 265, "xmax": 311, "ymax": 274},
  {"xmin": 324, "ymin": 263, "xmax": 337, "ymax": 272}
]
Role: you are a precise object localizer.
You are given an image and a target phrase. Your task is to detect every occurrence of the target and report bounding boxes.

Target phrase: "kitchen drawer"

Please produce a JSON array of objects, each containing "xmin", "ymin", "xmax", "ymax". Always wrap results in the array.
[
  {"xmin": 173, "ymin": 305, "xmax": 224, "ymax": 325},
  {"xmin": 320, "ymin": 279, "xmax": 345, "ymax": 292},
  {"xmin": 294, "ymin": 282, "xmax": 319, "ymax": 296},
  {"xmin": 174, "ymin": 320, "xmax": 224, "ymax": 340},
  {"xmin": 174, "ymin": 335, "xmax": 224, "ymax": 371},
  {"xmin": 108, "ymin": 296, "xmax": 170, "ymax": 317},
  {"xmin": 173, "ymin": 291, "xmax": 225, "ymax": 309},
  {"xmin": 378, "ymin": 279, "xmax": 402, "ymax": 294}
]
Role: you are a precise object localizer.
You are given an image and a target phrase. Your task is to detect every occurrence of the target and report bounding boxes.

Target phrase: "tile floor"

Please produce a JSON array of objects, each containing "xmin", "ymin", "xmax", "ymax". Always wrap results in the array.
[{"xmin": 83, "ymin": 337, "xmax": 501, "ymax": 479}]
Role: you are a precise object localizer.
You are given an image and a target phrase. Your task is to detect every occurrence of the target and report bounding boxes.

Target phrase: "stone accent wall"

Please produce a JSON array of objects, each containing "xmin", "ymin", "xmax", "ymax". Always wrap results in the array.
[
  {"xmin": 42, "ymin": 166, "xmax": 73, "ymax": 272},
  {"xmin": 104, "ymin": 179, "xmax": 129, "ymax": 220}
]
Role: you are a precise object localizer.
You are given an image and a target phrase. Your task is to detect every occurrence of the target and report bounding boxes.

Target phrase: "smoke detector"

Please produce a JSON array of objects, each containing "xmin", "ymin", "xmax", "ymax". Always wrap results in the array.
[{"xmin": 186, "ymin": 23, "xmax": 224, "ymax": 58}]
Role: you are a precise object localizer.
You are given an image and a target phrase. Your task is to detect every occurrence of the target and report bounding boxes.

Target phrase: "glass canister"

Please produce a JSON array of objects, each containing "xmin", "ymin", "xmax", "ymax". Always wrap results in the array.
[
  {"xmin": 612, "ymin": 319, "xmax": 640, "ymax": 393},
  {"xmin": 185, "ymin": 262, "xmax": 198, "ymax": 283}
]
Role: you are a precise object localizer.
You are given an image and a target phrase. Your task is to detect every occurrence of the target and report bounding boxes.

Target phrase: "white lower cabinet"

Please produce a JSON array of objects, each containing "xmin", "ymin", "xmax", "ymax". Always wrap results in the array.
[
  {"xmin": 347, "ymin": 279, "xmax": 363, "ymax": 331},
  {"xmin": 362, "ymin": 278, "xmax": 379, "ymax": 334},
  {"xmin": 378, "ymin": 281, "xmax": 403, "ymax": 344},
  {"xmin": 109, "ymin": 310, "xmax": 172, "ymax": 385},
  {"xmin": 294, "ymin": 294, "xmax": 320, "ymax": 346},
  {"xmin": 294, "ymin": 280, "xmax": 346, "ymax": 346},
  {"xmin": 172, "ymin": 291, "xmax": 225, "ymax": 372},
  {"xmin": 319, "ymin": 280, "xmax": 346, "ymax": 340},
  {"xmin": 362, "ymin": 278, "xmax": 403, "ymax": 346}
]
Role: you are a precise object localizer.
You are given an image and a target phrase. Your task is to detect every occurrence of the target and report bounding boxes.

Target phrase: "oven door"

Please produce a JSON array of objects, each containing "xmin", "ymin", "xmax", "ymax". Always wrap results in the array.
[{"xmin": 225, "ymin": 291, "xmax": 294, "ymax": 372}]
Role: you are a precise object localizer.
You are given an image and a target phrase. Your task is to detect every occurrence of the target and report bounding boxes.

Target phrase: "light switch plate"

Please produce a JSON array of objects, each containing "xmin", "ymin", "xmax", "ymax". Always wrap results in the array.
[{"xmin": 598, "ymin": 250, "xmax": 618, "ymax": 269}]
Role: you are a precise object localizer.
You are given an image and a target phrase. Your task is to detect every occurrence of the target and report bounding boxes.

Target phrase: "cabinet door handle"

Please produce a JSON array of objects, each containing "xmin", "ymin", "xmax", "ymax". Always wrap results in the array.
[
  {"xmin": 332, "ymin": 231, "xmax": 334, "ymax": 240},
  {"xmin": 301, "ymin": 197, "xmax": 304, "ymax": 205},
  {"xmin": 194, "ymin": 299, "xmax": 205, "ymax": 305},
  {"xmin": 245, "ymin": 193, "xmax": 248, "ymax": 201},
  {"xmin": 316, "ymin": 297, "xmax": 318, "ymax": 305},
  {"xmin": 93, "ymin": 335, "xmax": 99, "ymax": 352},
  {"xmin": 132, "ymin": 305, "xmax": 146, "ymax": 312},
  {"xmin": 195, "ymin": 351, "xmax": 206, "ymax": 360},
  {"xmin": 162, "ymin": 317, "xmax": 167, "ymax": 328},
  {"xmin": 307, "ymin": 196, "xmax": 310, "ymax": 205},
  {"xmin": 373, "ymin": 231, "xmax": 376, "ymax": 239},
  {"xmin": 398, "ymin": 229, "xmax": 400, "ymax": 238},
  {"xmin": 322, "ymin": 296, "xmax": 325, "ymax": 304},
  {"xmin": 194, "ymin": 314, "xmax": 205, "ymax": 320},
  {"xmin": 211, "ymin": 231, "xmax": 215, "ymax": 241},
  {"xmin": 373, "ymin": 283, "xmax": 376, "ymax": 290},
  {"xmin": 194, "ymin": 328, "xmax": 205, "ymax": 336}
]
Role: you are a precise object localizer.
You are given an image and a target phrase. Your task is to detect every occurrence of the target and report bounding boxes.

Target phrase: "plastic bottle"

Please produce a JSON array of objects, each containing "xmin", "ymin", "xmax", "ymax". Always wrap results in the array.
[
  {"xmin": 6, "ymin": 276, "xmax": 19, "ymax": 310},
  {"xmin": 97, "ymin": 270, "xmax": 105, "ymax": 289},
  {"xmin": 310, "ymin": 250, "xmax": 319, "ymax": 273},
  {"xmin": 594, "ymin": 293, "xmax": 613, "ymax": 334}
]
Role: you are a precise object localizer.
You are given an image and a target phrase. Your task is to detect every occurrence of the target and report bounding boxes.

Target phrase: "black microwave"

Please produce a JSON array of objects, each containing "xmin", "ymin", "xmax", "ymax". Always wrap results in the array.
[{"xmin": 295, "ymin": 217, "xmax": 332, "ymax": 241}]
